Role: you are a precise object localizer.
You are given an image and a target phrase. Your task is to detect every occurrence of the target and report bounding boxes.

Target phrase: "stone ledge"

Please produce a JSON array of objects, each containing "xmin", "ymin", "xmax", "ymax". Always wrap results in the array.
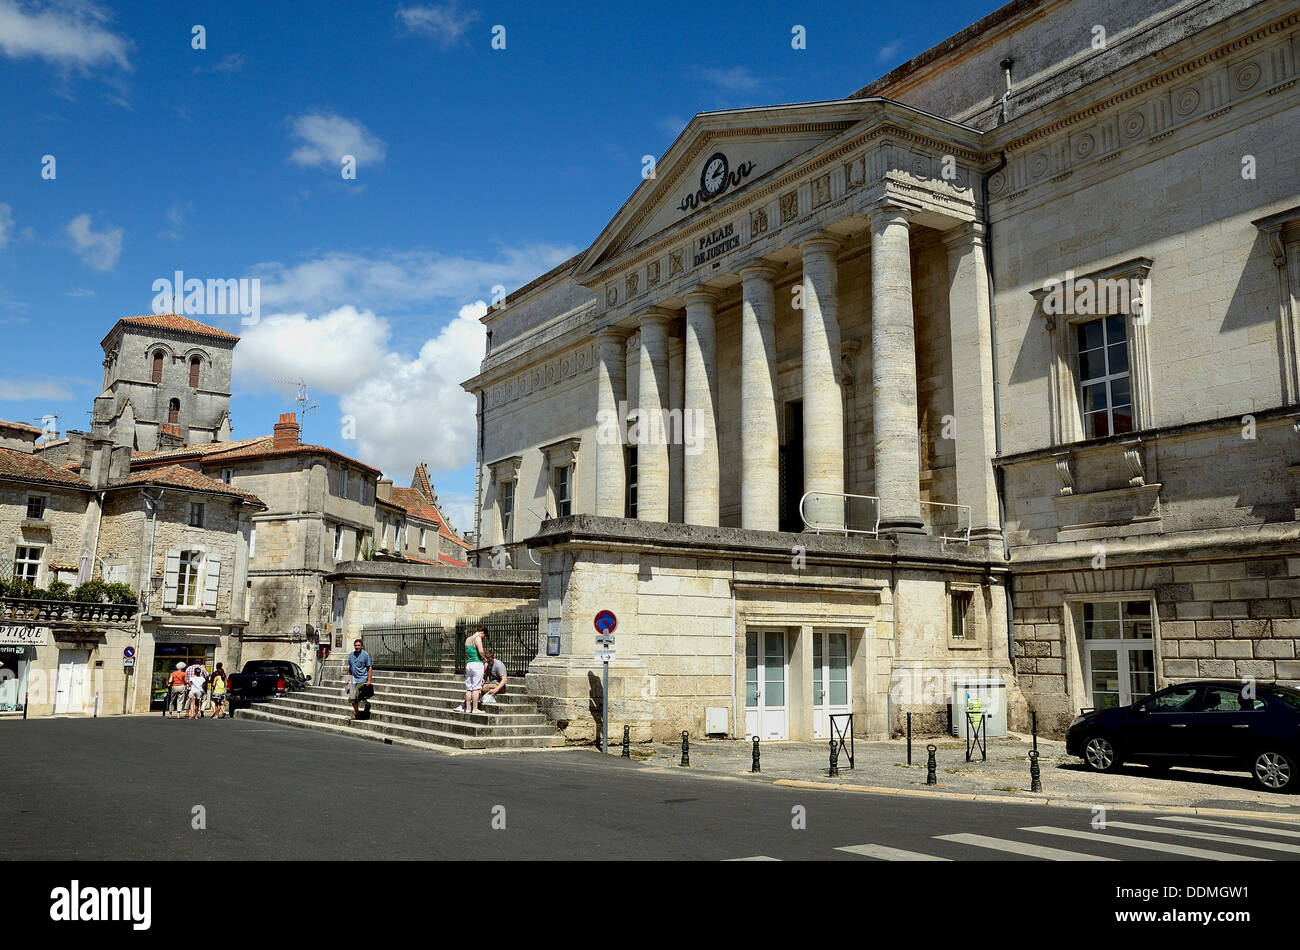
[{"xmin": 325, "ymin": 561, "xmax": 538, "ymax": 591}]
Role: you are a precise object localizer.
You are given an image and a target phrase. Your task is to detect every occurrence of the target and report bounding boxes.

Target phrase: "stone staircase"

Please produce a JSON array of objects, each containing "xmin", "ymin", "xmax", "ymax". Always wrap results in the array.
[{"xmin": 235, "ymin": 668, "xmax": 565, "ymax": 753}]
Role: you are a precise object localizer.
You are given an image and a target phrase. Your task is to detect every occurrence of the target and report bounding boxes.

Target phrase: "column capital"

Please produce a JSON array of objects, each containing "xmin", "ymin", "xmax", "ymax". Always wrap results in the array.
[
  {"xmin": 796, "ymin": 230, "xmax": 842, "ymax": 255},
  {"xmin": 592, "ymin": 324, "xmax": 631, "ymax": 343},
  {"xmin": 865, "ymin": 201, "xmax": 915, "ymax": 228},
  {"xmin": 683, "ymin": 285, "xmax": 721, "ymax": 306},
  {"xmin": 739, "ymin": 260, "xmax": 782, "ymax": 282},
  {"xmin": 939, "ymin": 220, "xmax": 987, "ymax": 250},
  {"xmin": 637, "ymin": 308, "xmax": 674, "ymax": 330}
]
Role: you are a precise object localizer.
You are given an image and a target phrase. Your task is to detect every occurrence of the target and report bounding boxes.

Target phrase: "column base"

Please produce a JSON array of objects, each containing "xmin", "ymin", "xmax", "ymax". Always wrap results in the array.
[{"xmin": 879, "ymin": 517, "xmax": 925, "ymax": 536}]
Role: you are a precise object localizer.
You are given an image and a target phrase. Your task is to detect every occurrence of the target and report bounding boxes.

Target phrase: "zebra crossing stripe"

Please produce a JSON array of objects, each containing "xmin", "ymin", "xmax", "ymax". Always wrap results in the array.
[
  {"xmin": 836, "ymin": 844, "xmax": 953, "ymax": 861},
  {"xmin": 724, "ymin": 855, "xmax": 781, "ymax": 861},
  {"xmin": 1157, "ymin": 816, "xmax": 1300, "ymax": 839},
  {"xmin": 1021, "ymin": 825, "xmax": 1268, "ymax": 862},
  {"xmin": 1105, "ymin": 820, "xmax": 1300, "ymax": 855},
  {"xmin": 935, "ymin": 832, "xmax": 1115, "ymax": 861}
]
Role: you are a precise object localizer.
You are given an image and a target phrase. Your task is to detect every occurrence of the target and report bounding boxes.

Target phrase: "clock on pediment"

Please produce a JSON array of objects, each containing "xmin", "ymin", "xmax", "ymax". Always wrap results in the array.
[{"xmin": 701, "ymin": 152, "xmax": 728, "ymax": 198}]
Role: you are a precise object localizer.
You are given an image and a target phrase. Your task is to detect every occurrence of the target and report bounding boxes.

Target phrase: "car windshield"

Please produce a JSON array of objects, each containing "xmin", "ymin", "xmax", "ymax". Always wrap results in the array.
[
  {"xmin": 1137, "ymin": 686, "xmax": 1199, "ymax": 712},
  {"xmin": 243, "ymin": 663, "xmax": 287, "ymax": 674}
]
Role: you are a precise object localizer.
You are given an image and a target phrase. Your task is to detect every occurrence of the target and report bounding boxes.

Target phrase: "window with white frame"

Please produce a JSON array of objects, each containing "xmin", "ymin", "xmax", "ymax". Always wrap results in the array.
[
  {"xmin": 1076, "ymin": 315, "xmax": 1133, "ymax": 440},
  {"xmin": 553, "ymin": 464, "xmax": 573, "ymax": 518},
  {"xmin": 334, "ymin": 524, "xmax": 344, "ymax": 560},
  {"xmin": 176, "ymin": 551, "xmax": 202, "ymax": 607},
  {"xmin": 419, "ymin": 528, "xmax": 427, "ymax": 551},
  {"xmin": 951, "ymin": 591, "xmax": 971, "ymax": 640},
  {"xmin": 499, "ymin": 482, "xmax": 515, "ymax": 544},
  {"xmin": 14, "ymin": 546, "xmax": 41, "ymax": 583},
  {"xmin": 1079, "ymin": 598, "xmax": 1156, "ymax": 710},
  {"xmin": 249, "ymin": 522, "xmax": 257, "ymax": 560},
  {"xmin": 220, "ymin": 468, "xmax": 233, "ymax": 485},
  {"xmin": 25, "ymin": 496, "xmax": 45, "ymax": 521}
]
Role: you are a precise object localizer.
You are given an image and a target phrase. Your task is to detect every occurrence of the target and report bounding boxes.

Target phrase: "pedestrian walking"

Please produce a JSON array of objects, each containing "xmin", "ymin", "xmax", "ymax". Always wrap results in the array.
[
  {"xmin": 167, "ymin": 662, "xmax": 187, "ymax": 718},
  {"xmin": 459, "ymin": 624, "xmax": 487, "ymax": 714},
  {"xmin": 209, "ymin": 663, "xmax": 230, "ymax": 719},
  {"xmin": 187, "ymin": 666, "xmax": 208, "ymax": 720},
  {"xmin": 345, "ymin": 638, "xmax": 373, "ymax": 723}
]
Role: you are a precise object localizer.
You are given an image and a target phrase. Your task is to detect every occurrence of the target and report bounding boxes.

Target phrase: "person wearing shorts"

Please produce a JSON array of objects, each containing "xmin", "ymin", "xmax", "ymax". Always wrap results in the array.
[
  {"xmin": 209, "ymin": 663, "xmax": 230, "ymax": 719},
  {"xmin": 460, "ymin": 624, "xmax": 487, "ymax": 714}
]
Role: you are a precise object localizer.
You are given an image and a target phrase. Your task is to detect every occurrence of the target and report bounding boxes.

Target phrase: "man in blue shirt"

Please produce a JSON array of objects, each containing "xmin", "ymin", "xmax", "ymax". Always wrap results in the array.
[{"xmin": 347, "ymin": 638, "xmax": 373, "ymax": 722}]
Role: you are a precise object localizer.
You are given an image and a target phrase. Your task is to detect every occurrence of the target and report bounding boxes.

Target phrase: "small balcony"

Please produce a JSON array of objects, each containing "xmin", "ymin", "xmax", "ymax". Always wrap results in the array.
[
  {"xmin": 800, "ymin": 491, "xmax": 971, "ymax": 543},
  {"xmin": 0, "ymin": 597, "xmax": 139, "ymax": 627}
]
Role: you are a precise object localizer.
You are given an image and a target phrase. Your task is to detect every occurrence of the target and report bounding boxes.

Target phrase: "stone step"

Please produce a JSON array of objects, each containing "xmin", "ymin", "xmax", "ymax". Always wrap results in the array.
[
  {"xmin": 267, "ymin": 695, "xmax": 555, "ymax": 736},
  {"xmin": 299, "ymin": 684, "xmax": 539, "ymax": 710},
  {"xmin": 237, "ymin": 704, "xmax": 564, "ymax": 751}
]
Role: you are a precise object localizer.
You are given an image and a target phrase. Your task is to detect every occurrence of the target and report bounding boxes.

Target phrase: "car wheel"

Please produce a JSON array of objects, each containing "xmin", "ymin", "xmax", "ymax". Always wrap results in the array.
[
  {"xmin": 1252, "ymin": 751, "xmax": 1296, "ymax": 792},
  {"xmin": 1083, "ymin": 735, "xmax": 1120, "ymax": 773}
]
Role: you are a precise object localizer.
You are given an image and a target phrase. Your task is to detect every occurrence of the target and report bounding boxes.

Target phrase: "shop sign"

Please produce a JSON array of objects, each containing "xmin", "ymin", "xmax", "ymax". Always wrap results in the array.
[
  {"xmin": 154, "ymin": 629, "xmax": 221, "ymax": 644},
  {"xmin": 0, "ymin": 624, "xmax": 49, "ymax": 646}
]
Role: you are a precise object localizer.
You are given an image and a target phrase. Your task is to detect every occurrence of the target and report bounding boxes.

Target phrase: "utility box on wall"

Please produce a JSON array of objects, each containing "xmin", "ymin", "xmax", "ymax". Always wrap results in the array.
[
  {"xmin": 951, "ymin": 678, "xmax": 1008, "ymax": 739},
  {"xmin": 705, "ymin": 706, "xmax": 728, "ymax": 736}
]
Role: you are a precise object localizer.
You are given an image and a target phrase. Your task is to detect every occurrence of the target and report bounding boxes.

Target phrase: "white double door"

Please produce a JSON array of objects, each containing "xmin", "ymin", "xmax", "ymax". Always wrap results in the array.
[
  {"xmin": 54, "ymin": 649, "xmax": 90, "ymax": 714},
  {"xmin": 745, "ymin": 631, "xmax": 850, "ymax": 741},
  {"xmin": 812, "ymin": 632, "xmax": 850, "ymax": 739}
]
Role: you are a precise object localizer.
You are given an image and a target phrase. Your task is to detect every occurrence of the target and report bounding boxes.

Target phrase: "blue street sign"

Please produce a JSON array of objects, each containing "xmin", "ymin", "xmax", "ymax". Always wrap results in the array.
[
  {"xmin": 123, "ymin": 646, "xmax": 136, "ymax": 659},
  {"xmin": 594, "ymin": 610, "xmax": 617, "ymax": 634}
]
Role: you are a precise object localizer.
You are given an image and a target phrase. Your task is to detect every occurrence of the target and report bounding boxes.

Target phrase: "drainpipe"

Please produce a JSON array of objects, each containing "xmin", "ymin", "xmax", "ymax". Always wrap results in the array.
[
  {"xmin": 139, "ymin": 487, "xmax": 164, "ymax": 716},
  {"xmin": 982, "ymin": 149, "xmax": 1012, "ymax": 666},
  {"xmin": 730, "ymin": 581, "xmax": 737, "ymax": 738},
  {"xmin": 998, "ymin": 58, "xmax": 1014, "ymax": 126}
]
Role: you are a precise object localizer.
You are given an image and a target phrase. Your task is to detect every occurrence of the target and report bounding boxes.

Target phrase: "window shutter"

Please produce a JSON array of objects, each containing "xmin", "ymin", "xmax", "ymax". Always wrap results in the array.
[
  {"xmin": 163, "ymin": 549, "xmax": 180, "ymax": 608},
  {"xmin": 203, "ymin": 554, "xmax": 222, "ymax": 610}
]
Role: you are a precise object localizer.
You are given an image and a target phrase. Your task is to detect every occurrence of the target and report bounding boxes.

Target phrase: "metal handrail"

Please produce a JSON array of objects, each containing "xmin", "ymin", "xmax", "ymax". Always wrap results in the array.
[
  {"xmin": 918, "ymin": 500, "xmax": 972, "ymax": 543},
  {"xmin": 798, "ymin": 491, "xmax": 880, "ymax": 537}
]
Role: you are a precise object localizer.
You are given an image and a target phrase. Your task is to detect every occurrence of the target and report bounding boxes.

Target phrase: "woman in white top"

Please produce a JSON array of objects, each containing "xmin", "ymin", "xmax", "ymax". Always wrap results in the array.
[{"xmin": 187, "ymin": 669, "xmax": 208, "ymax": 720}]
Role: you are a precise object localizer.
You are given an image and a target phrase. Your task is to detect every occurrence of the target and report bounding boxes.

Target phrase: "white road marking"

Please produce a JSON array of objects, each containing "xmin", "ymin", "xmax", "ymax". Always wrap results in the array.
[
  {"xmin": 1156, "ymin": 816, "xmax": 1300, "ymax": 838},
  {"xmin": 724, "ymin": 855, "xmax": 781, "ymax": 861},
  {"xmin": 935, "ymin": 832, "xmax": 1115, "ymax": 861},
  {"xmin": 1022, "ymin": 825, "xmax": 1267, "ymax": 862},
  {"xmin": 1106, "ymin": 820, "xmax": 1300, "ymax": 855},
  {"xmin": 836, "ymin": 843, "xmax": 953, "ymax": 861}
]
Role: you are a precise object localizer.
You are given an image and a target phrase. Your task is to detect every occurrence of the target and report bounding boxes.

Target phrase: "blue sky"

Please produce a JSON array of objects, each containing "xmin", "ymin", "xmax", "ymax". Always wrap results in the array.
[{"xmin": 0, "ymin": 0, "xmax": 997, "ymax": 531}]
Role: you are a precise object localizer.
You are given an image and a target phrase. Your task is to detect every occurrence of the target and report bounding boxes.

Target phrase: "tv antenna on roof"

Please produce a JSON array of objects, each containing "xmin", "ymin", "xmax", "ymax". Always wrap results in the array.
[
  {"xmin": 277, "ymin": 379, "xmax": 319, "ymax": 437},
  {"xmin": 32, "ymin": 412, "xmax": 60, "ymax": 443}
]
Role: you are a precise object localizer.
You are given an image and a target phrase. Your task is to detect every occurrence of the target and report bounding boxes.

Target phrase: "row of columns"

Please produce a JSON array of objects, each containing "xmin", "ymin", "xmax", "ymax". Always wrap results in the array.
[{"xmin": 592, "ymin": 210, "xmax": 999, "ymax": 539}]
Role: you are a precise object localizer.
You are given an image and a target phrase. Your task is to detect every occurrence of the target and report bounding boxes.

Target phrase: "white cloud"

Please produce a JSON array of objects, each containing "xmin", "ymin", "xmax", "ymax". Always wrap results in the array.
[
  {"xmin": 698, "ymin": 66, "xmax": 762, "ymax": 94},
  {"xmin": 396, "ymin": 2, "xmax": 480, "ymax": 48},
  {"xmin": 65, "ymin": 212, "xmax": 121, "ymax": 270},
  {"xmin": 877, "ymin": 40, "xmax": 904, "ymax": 64},
  {"xmin": 194, "ymin": 52, "xmax": 244, "ymax": 74},
  {"xmin": 252, "ymin": 243, "xmax": 577, "ymax": 314},
  {"xmin": 287, "ymin": 111, "xmax": 386, "ymax": 170},
  {"xmin": 0, "ymin": 378, "xmax": 75, "ymax": 401},
  {"xmin": 0, "ymin": 202, "xmax": 13, "ymax": 248},
  {"xmin": 160, "ymin": 200, "xmax": 192, "ymax": 242},
  {"xmin": 0, "ymin": 0, "xmax": 130, "ymax": 70},
  {"xmin": 234, "ymin": 306, "xmax": 391, "ymax": 394}
]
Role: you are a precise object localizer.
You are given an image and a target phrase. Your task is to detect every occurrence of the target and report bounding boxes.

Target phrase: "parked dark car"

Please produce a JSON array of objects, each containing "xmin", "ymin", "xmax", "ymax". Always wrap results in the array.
[
  {"xmin": 1066, "ymin": 680, "xmax": 1300, "ymax": 791},
  {"xmin": 228, "ymin": 660, "xmax": 309, "ymax": 711}
]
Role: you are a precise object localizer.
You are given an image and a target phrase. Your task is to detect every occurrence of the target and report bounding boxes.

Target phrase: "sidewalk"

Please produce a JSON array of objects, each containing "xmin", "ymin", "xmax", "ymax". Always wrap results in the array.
[{"xmin": 605, "ymin": 732, "xmax": 1300, "ymax": 816}]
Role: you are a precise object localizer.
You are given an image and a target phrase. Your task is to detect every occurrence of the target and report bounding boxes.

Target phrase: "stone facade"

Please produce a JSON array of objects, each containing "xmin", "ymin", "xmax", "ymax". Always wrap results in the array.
[{"xmin": 451, "ymin": 0, "xmax": 1300, "ymax": 741}]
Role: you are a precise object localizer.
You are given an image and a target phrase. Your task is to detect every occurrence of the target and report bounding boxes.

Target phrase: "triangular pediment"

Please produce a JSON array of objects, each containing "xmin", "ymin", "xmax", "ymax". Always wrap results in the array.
[{"xmin": 576, "ymin": 99, "xmax": 886, "ymax": 281}]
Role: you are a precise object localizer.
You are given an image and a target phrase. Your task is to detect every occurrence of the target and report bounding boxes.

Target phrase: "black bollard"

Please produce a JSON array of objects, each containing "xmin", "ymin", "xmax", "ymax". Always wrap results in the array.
[
  {"xmin": 680, "ymin": 730, "xmax": 690, "ymax": 767},
  {"xmin": 622, "ymin": 724, "xmax": 630, "ymax": 758},
  {"xmin": 1029, "ymin": 749, "xmax": 1042, "ymax": 792},
  {"xmin": 1032, "ymin": 710, "xmax": 1038, "ymax": 754},
  {"xmin": 751, "ymin": 736, "xmax": 761, "ymax": 773},
  {"xmin": 926, "ymin": 744, "xmax": 937, "ymax": 786},
  {"xmin": 906, "ymin": 712, "xmax": 912, "ymax": 765},
  {"xmin": 829, "ymin": 738, "xmax": 839, "ymax": 777}
]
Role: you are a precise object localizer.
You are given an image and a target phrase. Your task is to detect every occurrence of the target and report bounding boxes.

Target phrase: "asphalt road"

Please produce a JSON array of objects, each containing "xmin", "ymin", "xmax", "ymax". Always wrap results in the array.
[{"xmin": 3, "ymin": 716, "xmax": 1299, "ymax": 862}]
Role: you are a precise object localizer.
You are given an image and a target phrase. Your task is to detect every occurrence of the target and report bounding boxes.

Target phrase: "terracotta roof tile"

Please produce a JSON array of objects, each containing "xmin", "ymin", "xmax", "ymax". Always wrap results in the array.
[
  {"xmin": 111, "ymin": 464, "xmax": 266, "ymax": 507},
  {"xmin": 390, "ymin": 485, "xmax": 469, "ymax": 548},
  {"xmin": 200, "ymin": 440, "xmax": 382, "ymax": 475},
  {"xmin": 0, "ymin": 420, "xmax": 44, "ymax": 436},
  {"xmin": 0, "ymin": 447, "xmax": 92, "ymax": 488},
  {"xmin": 111, "ymin": 313, "xmax": 240, "ymax": 343}
]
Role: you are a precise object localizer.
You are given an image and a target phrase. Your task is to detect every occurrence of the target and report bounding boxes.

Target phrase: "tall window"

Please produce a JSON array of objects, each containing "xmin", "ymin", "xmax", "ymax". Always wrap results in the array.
[
  {"xmin": 553, "ymin": 464, "xmax": 572, "ymax": 517},
  {"xmin": 152, "ymin": 350, "xmax": 164, "ymax": 383},
  {"xmin": 1081, "ymin": 599, "xmax": 1155, "ymax": 710},
  {"xmin": 189, "ymin": 356, "xmax": 201, "ymax": 388},
  {"xmin": 220, "ymin": 468, "xmax": 233, "ymax": 485},
  {"xmin": 176, "ymin": 551, "xmax": 202, "ymax": 607},
  {"xmin": 168, "ymin": 398, "xmax": 180, "ymax": 424},
  {"xmin": 418, "ymin": 528, "xmax": 427, "ymax": 551},
  {"xmin": 189, "ymin": 503, "xmax": 204, "ymax": 527},
  {"xmin": 951, "ymin": 591, "xmax": 972, "ymax": 640},
  {"xmin": 339, "ymin": 469, "xmax": 349, "ymax": 499},
  {"xmin": 499, "ymin": 481, "xmax": 515, "ymax": 544},
  {"xmin": 14, "ymin": 546, "xmax": 41, "ymax": 583},
  {"xmin": 1077, "ymin": 315, "xmax": 1132, "ymax": 439},
  {"xmin": 249, "ymin": 523, "xmax": 256, "ymax": 560},
  {"xmin": 333, "ymin": 524, "xmax": 344, "ymax": 560},
  {"xmin": 625, "ymin": 447, "xmax": 638, "ymax": 518}
]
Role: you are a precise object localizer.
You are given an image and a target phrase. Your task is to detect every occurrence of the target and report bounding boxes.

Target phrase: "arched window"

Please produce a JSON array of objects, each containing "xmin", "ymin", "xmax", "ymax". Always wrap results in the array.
[
  {"xmin": 168, "ymin": 398, "xmax": 180, "ymax": 424},
  {"xmin": 189, "ymin": 356, "xmax": 201, "ymax": 388},
  {"xmin": 152, "ymin": 351, "xmax": 164, "ymax": 383}
]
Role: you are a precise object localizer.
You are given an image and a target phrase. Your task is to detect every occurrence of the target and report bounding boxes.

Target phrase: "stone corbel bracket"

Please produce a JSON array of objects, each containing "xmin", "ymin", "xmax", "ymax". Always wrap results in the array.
[{"xmin": 1052, "ymin": 449, "xmax": 1075, "ymax": 496}]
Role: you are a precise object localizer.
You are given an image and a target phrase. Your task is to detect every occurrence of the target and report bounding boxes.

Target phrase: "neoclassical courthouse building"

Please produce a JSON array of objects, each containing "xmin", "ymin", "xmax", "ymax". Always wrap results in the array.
[{"xmin": 459, "ymin": 0, "xmax": 1300, "ymax": 741}]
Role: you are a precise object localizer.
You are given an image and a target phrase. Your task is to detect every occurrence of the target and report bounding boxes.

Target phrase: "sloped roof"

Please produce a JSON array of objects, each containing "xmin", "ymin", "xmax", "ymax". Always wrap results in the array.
[
  {"xmin": 0, "ymin": 420, "xmax": 44, "ymax": 436},
  {"xmin": 199, "ymin": 440, "xmax": 382, "ymax": 476},
  {"xmin": 391, "ymin": 485, "xmax": 470, "ymax": 550},
  {"xmin": 105, "ymin": 313, "xmax": 240, "ymax": 346},
  {"xmin": 130, "ymin": 435, "xmax": 271, "ymax": 467},
  {"xmin": 111, "ymin": 464, "xmax": 265, "ymax": 507},
  {"xmin": 0, "ymin": 447, "xmax": 92, "ymax": 489}
]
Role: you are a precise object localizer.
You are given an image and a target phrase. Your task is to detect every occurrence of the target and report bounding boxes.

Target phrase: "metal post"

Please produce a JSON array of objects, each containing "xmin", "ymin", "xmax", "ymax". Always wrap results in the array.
[
  {"xmin": 1029, "ymin": 749, "xmax": 1042, "ymax": 792},
  {"xmin": 680, "ymin": 730, "xmax": 690, "ymax": 767},
  {"xmin": 926, "ymin": 744, "xmax": 937, "ymax": 786},
  {"xmin": 906, "ymin": 712, "xmax": 912, "ymax": 765},
  {"xmin": 22, "ymin": 690, "xmax": 28, "ymax": 720},
  {"xmin": 601, "ymin": 659, "xmax": 609, "ymax": 754},
  {"xmin": 622, "ymin": 724, "xmax": 630, "ymax": 758},
  {"xmin": 751, "ymin": 736, "xmax": 760, "ymax": 772},
  {"xmin": 1032, "ymin": 710, "xmax": 1038, "ymax": 754},
  {"xmin": 828, "ymin": 738, "xmax": 839, "ymax": 778}
]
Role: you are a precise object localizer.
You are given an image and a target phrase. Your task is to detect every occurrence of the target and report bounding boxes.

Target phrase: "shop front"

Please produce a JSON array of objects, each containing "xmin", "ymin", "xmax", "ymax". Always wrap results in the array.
[
  {"xmin": 148, "ymin": 627, "xmax": 222, "ymax": 710},
  {"xmin": 0, "ymin": 623, "xmax": 48, "ymax": 715}
]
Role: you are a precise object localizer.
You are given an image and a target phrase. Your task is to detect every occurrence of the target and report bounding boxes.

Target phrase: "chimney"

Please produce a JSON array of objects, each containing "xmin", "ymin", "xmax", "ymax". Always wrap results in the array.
[
  {"xmin": 87, "ymin": 435, "xmax": 115, "ymax": 489},
  {"xmin": 108, "ymin": 444, "xmax": 132, "ymax": 483},
  {"xmin": 273, "ymin": 412, "xmax": 300, "ymax": 449},
  {"xmin": 157, "ymin": 423, "xmax": 185, "ymax": 450},
  {"xmin": 377, "ymin": 477, "xmax": 393, "ymax": 502}
]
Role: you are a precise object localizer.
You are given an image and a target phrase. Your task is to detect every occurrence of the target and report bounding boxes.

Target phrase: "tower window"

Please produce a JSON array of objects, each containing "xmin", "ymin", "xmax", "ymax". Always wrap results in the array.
[
  {"xmin": 189, "ymin": 356, "xmax": 201, "ymax": 388},
  {"xmin": 168, "ymin": 398, "xmax": 180, "ymax": 424},
  {"xmin": 152, "ymin": 351, "xmax": 164, "ymax": 383}
]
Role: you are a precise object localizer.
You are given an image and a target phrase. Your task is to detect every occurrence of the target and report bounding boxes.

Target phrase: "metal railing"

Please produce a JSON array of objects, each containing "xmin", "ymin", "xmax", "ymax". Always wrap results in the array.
[
  {"xmin": 360, "ymin": 611, "xmax": 540, "ymax": 678},
  {"xmin": 798, "ymin": 491, "xmax": 880, "ymax": 537},
  {"xmin": 918, "ymin": 501, "xmax": 972, "ymax": 543}
]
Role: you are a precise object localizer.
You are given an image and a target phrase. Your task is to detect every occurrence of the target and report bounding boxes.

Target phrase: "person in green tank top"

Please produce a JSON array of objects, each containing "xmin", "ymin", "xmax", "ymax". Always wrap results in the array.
[{"xmin": 460, "ymin": 624, "xmax": 488, "ymax": 714}]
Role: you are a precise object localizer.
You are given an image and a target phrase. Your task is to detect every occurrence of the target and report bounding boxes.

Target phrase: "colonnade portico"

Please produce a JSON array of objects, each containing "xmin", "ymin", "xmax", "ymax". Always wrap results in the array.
[{"xmin": 587, "ymin": 205, "xmax": 988, "ymax": 539}]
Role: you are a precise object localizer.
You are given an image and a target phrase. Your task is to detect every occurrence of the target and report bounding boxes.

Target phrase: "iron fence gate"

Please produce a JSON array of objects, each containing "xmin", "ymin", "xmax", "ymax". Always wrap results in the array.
[{"xmin": 359, "ymin": 612, "xmax": 539, "ymax": 677}]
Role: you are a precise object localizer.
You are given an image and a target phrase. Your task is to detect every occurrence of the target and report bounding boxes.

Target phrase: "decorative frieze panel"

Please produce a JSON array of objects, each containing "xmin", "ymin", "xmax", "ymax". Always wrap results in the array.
[{"xmin": 485, "ymin": 341, "xmax": 598, "ymax": 410}]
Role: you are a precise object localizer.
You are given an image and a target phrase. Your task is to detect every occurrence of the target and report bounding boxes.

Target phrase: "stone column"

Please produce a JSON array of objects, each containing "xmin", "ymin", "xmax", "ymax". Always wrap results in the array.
[
  {"xmin": 668, "ymin": 334, "xmax": 685, "ymax": 523},
  {"xmin": 636, "ymin": 310, "xmax": 671, "ymax": 522},
  {"xmin": 944, "ymin": 223, "xmax": 1002, "ymax": 542},
  {"xmin": 799, "ymin": 235, "xmax": 845, "ymax": 529},
  {"xmin": 740, "ymin": 263, "xmax": 780, "ymax": 531},
  {"xmin": 593, "ymin": 327, "xmax": 627, "ymax": 518},
  {"xmin": 869, "ymin": 205, "xmax": 923, "ymax": 534},
  {"xmin": 683, "ymin": 288, "xmax": 720, "ymax": 526}
]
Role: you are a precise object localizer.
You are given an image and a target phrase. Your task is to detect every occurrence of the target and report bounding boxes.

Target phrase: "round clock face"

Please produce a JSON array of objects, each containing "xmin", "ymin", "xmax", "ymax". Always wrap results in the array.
[{"xmin": 701, "ymin": 153, "xmax": 728, "ymax": 197}]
